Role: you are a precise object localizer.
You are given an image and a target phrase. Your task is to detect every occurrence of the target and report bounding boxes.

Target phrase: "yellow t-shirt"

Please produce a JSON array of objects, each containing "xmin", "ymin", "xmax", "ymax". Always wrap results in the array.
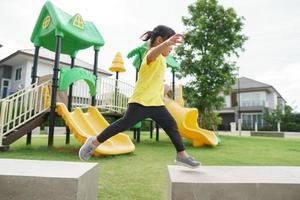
[{"xmin": 128, "ymin": 53, "xmax": 166, "ymax": 106}]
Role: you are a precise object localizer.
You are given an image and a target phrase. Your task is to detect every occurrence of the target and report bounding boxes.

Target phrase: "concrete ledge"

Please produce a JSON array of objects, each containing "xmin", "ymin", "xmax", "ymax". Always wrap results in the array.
[
  {"xmin": 251, "ymin": 131, "xmax": 284, "ymax": 137},
  {"xmin": 168, "ymin": 165, "xmax": 300, "ymax": 200},
  {"xmin": 0, "ymin": 159, "xmax": 99, "ymax": 200}
]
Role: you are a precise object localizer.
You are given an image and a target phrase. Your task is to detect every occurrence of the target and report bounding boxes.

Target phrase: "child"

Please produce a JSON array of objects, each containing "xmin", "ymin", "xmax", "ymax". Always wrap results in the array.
[{"xmin": 79, "ymin": 25, "xmax": 200, "ymax": 168}]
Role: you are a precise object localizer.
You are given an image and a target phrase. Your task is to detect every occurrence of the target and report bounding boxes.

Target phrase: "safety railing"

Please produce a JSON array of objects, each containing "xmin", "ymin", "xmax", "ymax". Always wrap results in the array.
[
  {"xmin": 71, "ymin": 77, "xmax": 134, "ymax": 113},
  {"xmin": 95, "ymin": 77, "xmax": 134, "ymax": 113},
  {"xmin": 0, "ymin": 80, "xmax": 51, "ymax": 146},
  {"xmin": 71, "ymin": 79, "xmax": 92, "ymax": 108}
]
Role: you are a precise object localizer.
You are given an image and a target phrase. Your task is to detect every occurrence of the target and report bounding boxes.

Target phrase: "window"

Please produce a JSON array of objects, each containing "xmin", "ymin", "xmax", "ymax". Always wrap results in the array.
[
  {"xmin": 42, "ymin": 15, "xmax": 51, "ymax": 29},
  {"xmin": 15, "ymin": 68, "xmax": 22, "ymax": 80},
  {"xmin": 240, "ymin": 92, "xmax": 266, "ymax": 107},
  {"xmin": 73, "ymin": 14, "xmax": 84, "ymax": 29},
  {"xmin": 241, "ymin": 113, "xmax": 264, "ymax": 129},
  {"xmin": 3, "ymin": 80, "xmax": 9, "ymax": 86},
  {"xmin": 1, "ymin": 79, "xmax": 10, "ymax": 98}
]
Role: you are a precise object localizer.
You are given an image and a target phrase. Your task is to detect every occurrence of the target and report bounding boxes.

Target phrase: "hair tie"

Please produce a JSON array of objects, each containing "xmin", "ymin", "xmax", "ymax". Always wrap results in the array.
[{"xmin": 149, "ymin": 31, "xmax": 154, "ymax": 38}]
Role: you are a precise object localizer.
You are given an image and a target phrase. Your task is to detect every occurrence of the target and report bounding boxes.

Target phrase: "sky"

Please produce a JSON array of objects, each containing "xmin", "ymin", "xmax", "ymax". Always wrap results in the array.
[{"xmin": 0, "ymin": 0, "xmax": 299, "ymax": 111}]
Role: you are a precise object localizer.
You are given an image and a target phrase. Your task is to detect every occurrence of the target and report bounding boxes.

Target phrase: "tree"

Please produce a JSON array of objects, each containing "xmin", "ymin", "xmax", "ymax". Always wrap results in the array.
[
  {"xmin": 263, "ymin": 105, "xmax": 300, "ymax": 131},
  {"xmin": 262, "ymin": 106, "xmax": 284, "ymax": 125},
  {"xmin": 127, "ymin": 43, "xmax": 148, "ymax": 70},
  {"xmin": 175, "ymin": 0, "xmax": 247, "ymax": 128}
]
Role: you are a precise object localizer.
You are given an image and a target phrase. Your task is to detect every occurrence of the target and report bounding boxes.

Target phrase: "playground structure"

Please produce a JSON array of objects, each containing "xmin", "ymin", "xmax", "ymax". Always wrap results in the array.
[
  {"xmin": 0, "ymin": 1, "xmax": 218, "ymax": 154},
  {"xmin": 56, "ymin": 102, "xmax": 135, "ymax": 155}
]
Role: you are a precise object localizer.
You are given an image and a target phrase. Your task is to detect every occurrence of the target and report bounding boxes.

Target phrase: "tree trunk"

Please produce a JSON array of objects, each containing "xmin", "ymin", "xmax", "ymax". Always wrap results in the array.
[
  {"xmin": 200, "ymin": 110, "xmax": 206, "ymax": 129},
  {"xmin": 207, "ymin": 111, "xmax": 216, "ymax": 131}
]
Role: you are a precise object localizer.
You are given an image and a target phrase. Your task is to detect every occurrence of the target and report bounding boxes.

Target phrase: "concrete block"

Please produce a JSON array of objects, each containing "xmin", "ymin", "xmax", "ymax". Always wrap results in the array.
[
  {"xmin": 0, "ymin": 159, "xmax": 99, "ymax": 200},
  {"xmin": 168, "ymin": 165, "xmax": 300, "ymax": 200}
]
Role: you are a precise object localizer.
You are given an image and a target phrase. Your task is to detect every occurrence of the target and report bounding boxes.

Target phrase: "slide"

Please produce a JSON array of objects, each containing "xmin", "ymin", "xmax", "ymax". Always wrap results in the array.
[
  {"xmin": 165, "ymin": 99, "xmax": 219, "ymax": 147},
  {"xmin": 56, "ymin": 103, "xmax": 135, "ymax": 156}
]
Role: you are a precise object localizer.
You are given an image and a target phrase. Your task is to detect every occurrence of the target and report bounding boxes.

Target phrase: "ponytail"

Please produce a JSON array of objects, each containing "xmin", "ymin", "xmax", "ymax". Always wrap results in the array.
[
  {"xmin": 140, "ymin": 31, "xmax": 153, "ymax": 41},
  {"xmin": 140, "ymin": 25, "xmax": 175, "ymax": 47}
]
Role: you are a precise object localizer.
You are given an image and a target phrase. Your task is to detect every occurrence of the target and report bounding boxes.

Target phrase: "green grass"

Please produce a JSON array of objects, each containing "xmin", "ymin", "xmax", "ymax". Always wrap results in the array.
[{"xmin": 1, "ymin": 132, "xmax": 300, "ymax": 200}]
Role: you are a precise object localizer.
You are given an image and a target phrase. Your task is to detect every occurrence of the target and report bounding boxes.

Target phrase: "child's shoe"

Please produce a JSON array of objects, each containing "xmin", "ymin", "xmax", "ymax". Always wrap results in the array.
[
  {"xmin": 79, "ymin": 137, "xmax": 97, "ymax": 161},
  {"xmin": 175, "ymin": 155, "xmax": 201, "ymax": 169}
]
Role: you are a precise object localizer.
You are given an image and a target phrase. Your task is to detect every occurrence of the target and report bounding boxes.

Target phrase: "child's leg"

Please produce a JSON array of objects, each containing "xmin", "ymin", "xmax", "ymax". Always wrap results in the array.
[
  {"xmin": 150, "ymin": 106, "xmax": 185, "ymax": 153},
  {"xmin": 150, "ymin": 106, "xmax": 200, "ymax": 168},
  {"xmin": 79, "ymin": 103, "xmax": 150, "ymax": 161},
  {"xmin": 96, "ymin": 103, "xmax": 150, "ymax": 143}
]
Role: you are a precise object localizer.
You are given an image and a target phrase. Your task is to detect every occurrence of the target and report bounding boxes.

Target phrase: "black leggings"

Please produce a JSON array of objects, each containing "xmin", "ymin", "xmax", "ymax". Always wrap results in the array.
[{"xmin": 97, "ymin": 103, "xmax": 185, "ymax": 152}]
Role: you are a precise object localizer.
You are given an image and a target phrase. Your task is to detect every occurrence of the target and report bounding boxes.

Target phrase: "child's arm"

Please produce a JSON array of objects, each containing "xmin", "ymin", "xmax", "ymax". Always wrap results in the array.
[{"xmin": 147, "ymin": 33, "xmax": 184, "ymax": 64}]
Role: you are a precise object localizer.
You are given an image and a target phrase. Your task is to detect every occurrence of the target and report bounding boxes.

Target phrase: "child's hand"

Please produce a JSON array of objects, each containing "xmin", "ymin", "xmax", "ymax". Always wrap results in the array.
[{"xmin": 166, "ymin": 34, "xmax": 184, "ymax": 46}]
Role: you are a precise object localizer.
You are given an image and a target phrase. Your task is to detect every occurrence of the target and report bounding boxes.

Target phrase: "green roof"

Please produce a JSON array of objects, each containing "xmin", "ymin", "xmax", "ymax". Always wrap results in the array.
[{"xmin": 31, "ymin": 1, "xmax": 105, "ymax": 57}]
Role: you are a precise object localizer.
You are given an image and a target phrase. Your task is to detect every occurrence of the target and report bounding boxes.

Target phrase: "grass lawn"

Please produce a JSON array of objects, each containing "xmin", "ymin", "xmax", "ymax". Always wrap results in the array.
[{"xmin": 1, "ymin": 132, "xmax": 300, "ymax": 200}]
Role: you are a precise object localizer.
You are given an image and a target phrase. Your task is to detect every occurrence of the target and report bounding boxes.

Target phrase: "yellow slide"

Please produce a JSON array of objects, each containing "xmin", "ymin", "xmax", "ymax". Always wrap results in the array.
[
  {"xmin": 56, "ymin": 103, "xmax": 135, "ymax": 156},
  {"xmin": 165, "ymin": 99, "xmax": 219, "ymax": 147}
]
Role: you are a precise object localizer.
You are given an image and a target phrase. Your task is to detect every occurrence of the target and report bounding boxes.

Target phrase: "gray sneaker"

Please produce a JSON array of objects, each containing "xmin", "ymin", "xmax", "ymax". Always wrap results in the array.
[
  {"xmin": 79, "ymin": 137, "xmax": 97, "ymax": 161},
  {"xmin": 175, "ymin": 155, "xmax": 201, "ymax": 169}
]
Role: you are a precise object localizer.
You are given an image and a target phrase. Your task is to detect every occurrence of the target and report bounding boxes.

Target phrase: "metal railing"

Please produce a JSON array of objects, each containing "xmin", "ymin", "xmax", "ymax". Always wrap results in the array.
[
  {"xmin": 0, "ymin": 80, "xmax": 51, "ymax": 146},
  {"xmin": 71, "ymin": 79, "xmax": 92, "ymax": 108},
  {"xmin": 72, "ymin": 77, "xmax": 134, "ymax": 113}
]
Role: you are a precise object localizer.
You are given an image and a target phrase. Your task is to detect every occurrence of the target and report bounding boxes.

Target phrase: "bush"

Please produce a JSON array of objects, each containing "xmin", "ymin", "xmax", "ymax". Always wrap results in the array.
[
  {"xmin": 141, "ymin": 119, "xmax": 154, "ymax": 132},
  {"xmin": 281, "ymin": 122, "xmax": 300, "ymax": 132},
  {"xmin": 42, "ymin": 116, "xmax": 66, "ymax": 127},
  {"xmin": 260, "ymin": 122, "xmax": 300, "ymax": 132},
  {"xmin": 103, "ymin": 115, "xmax": 154, "ymax": 132},
  {"xmin": 260, "ymin": 124, "xmax": 276, "ymax": 131}
]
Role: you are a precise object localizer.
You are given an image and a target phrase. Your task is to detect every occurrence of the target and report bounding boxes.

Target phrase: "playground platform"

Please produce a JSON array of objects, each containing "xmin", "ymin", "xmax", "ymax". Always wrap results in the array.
[
  {"xmin": 0, "ymin": 159, "xmax": 98, "ymax": 200},
  {"xmin": 168, "ymin": 165, "xmax": 300, "ymax": 200}
]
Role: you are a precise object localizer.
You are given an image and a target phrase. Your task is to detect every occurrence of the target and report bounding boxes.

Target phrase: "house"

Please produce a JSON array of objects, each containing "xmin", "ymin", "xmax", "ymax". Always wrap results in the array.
[
  {"xmin": 0, "ymin": 48, "xmax": 111, "ymax": 98},
  {"xmin": 218, "ymin": 77, "xmax": 286, "ymax": 130}
]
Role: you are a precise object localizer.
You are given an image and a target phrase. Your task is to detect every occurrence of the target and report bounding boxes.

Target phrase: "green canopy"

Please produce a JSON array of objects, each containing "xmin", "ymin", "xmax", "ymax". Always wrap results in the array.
[
  {"xmin": 59, "ymin": 67, "xmax": 96, "ymax": 96},
  {"xmin": 31, "ymin": 1, "xmax": 105, "ymax": 57}
]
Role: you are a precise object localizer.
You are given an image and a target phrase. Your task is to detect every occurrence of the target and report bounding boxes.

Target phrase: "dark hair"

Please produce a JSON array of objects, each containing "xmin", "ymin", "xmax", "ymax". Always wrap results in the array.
[{"xmin": 140, "ymin": 25, "xmax": 176, "ymax": 47}]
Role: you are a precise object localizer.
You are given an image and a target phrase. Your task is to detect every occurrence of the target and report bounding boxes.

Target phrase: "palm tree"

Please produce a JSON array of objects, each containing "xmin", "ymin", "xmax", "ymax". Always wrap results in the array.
[
  {"xmin": 166, "ymin": 55, "xmax": 180, "ymax": 100},
  {"xmin": 127, "ymin": 42, "xmax": 180, "ymax": 70},
  {"xmin": 127, "ymin": 43, "xmax": 148, "ymax": 71},
  {"xmin": 166, "ymin": 54, "xmax": 180, "ymax": 70}
]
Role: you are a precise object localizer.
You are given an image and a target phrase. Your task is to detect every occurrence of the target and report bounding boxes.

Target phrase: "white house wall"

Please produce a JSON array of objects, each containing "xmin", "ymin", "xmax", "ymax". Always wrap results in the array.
[
  {"xmin": 25, "ymin": 58, "xmax": 111, "ymax": 89},
  {"xmin": 274, "ymin": 92, "xmax": 278, "ymax": 109},
  {"xmin": 266, "ymin": 91, "xmax": 278, "ymax": 109},
  {"xmin": 3, "ymin": 52, "xmax": 115, "ymax": 96},
  {"xmin": 24, "ymin": 60, "xmax": 32, "ymax": 88},
  {"xmin": 26, "ymin": 60, "xmax": 55, "ymax": 87},
  {"xmin": 10, "ymin": 61, "xmax": 27, "ymax": 93},
  {"xmin": 224, "ymin": 95, "xmax": 231, "ymax": 108}
]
